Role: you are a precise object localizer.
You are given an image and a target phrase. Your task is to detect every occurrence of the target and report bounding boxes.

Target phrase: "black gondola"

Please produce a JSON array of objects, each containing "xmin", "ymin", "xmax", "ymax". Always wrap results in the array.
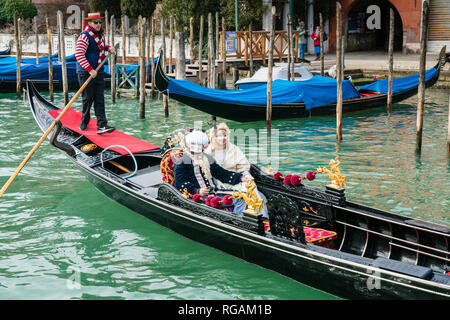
[
  {"xmin": 0, "ymin": 47, "xmax": 11, "ymax": 56},
  {"xmin": 154, "ymin": 48, "xmax": 446, "ymax": 122},
  {"xmin": 26, "ymin": 80, "xmax": 449, "ymax": 299}
]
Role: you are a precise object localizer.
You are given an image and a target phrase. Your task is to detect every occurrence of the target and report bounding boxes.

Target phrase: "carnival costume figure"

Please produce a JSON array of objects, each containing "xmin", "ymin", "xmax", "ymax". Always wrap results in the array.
[
  {"xmin": 205, "ymin": 122, "xmax": 269, "ymax": 219},
  {"xmin": 174, "ymin": 130, "xmax": 248, "ymax": 215}
]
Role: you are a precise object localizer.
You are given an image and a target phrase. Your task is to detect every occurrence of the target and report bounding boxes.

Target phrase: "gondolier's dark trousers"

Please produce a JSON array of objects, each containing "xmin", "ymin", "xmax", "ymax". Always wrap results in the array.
[{"xmin": 77, "ymin": 72, "xmax": 107, "ymax": 128}]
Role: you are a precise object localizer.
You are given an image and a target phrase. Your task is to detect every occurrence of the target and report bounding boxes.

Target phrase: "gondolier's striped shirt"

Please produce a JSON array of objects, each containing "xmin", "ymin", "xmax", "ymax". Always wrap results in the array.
[
  {"xmin": 75, "ymin": 26, "xmax": 110, "ymax": 73},
  {"xmin": 75, "ymin": 33, "xmax": 92, "ymax": 72}
]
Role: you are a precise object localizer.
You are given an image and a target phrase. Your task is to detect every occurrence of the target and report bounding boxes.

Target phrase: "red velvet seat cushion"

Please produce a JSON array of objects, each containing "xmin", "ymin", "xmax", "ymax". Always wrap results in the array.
[{"xmin": 263, "ymin": 221, "xmax": 337, "ymax": 245}]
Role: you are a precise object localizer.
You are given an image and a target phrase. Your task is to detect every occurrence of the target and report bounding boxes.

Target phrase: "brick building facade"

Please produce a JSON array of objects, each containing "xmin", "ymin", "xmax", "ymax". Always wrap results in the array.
[
  {"xmin": 327, "ymin": 0, "xmax": 450, "ymax": 53},
  {"xmin": 31, "ymin": 0, "xmax": 89, "ymax": 31}
]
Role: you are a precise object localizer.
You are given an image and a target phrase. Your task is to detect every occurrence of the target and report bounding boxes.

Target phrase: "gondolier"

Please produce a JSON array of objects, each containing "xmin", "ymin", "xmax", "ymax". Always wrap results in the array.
[{"xmin": 75, "ymin": 12, "xmax": 115, "ymax": 134}]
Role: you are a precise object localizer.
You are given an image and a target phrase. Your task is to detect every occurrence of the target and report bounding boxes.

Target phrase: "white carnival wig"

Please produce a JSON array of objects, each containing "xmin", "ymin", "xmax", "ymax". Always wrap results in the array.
[
  {"xmin": 185, "ymin": 130, "xmax": 209, "ymax": 149},
  {"xmin": 184, "ymin": 130, "xmax": 213, "ymax": 182}
]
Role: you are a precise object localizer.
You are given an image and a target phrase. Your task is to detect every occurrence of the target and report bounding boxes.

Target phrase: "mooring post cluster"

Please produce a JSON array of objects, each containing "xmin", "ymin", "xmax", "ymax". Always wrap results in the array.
[{"xmin": 6, "ymin": 2, "xmax": 446, "ymax": 157}]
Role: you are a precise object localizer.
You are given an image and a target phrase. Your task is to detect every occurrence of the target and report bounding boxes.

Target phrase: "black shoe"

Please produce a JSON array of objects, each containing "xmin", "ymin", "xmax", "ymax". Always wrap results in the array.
[
  {"xmin": 97, "ymin": 125, "xmax": 115, "ymax": 134},
  {"xmin": 79, "ymin": 122, "xmax": 88, "ymax": 131}
]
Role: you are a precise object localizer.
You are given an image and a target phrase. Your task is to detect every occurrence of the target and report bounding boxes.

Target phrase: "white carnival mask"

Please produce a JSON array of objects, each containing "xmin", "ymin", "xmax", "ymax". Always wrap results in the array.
[{"xmin": 189, "ymin": 143, "xmax": 204, "ymax": 154}]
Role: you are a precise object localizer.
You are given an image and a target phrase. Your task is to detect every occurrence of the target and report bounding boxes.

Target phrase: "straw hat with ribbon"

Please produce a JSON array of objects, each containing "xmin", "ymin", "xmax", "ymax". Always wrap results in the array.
[{"xmin": 83, "ymin": 12, "xmax": 104, "ymax": 29}]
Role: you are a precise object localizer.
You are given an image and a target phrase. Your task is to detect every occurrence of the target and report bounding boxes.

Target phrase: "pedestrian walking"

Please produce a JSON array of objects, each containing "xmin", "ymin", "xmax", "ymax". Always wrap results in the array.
[
  {"xmin": 296, "ymin": 20, "xmax": 307, "ymax": 61},
  {"xmin": 311, "ymin": 25, "xmax": 321, "ymax": 60}
]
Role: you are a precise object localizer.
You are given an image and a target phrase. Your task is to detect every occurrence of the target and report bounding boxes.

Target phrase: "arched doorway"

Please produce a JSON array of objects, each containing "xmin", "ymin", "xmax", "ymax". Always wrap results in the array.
[{"xmin": 346, "ymin": 0, "xmax": 403, "ymax": 51}]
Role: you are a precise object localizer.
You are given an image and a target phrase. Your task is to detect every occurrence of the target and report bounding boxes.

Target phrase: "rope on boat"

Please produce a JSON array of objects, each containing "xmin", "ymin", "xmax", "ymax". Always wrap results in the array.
[{"xmin": 100, "ymin": 145, "xmax": 138, "ymax": 179}]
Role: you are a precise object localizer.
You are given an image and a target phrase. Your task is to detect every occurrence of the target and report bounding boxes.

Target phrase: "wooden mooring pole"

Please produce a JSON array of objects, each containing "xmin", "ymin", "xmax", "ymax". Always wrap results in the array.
[
  {"xmin": 138, "ymin": 16, "xmax": 146, "ymax": 119},
  {"xmin": 161, "ymin": 17, "xmax": 169, "ymax": 117},
  {"xmin": 416, "ymin": 1, "xmax": 429, "ymax": 154},
  {"xmin": 216, "ymin": 12, "xmax": 220, "ymax": 60},
  {"xmin": 336, "ymin": 2, "xmax": 343, "ymax": 141},
  {"xmin": 221, "ymin": 17, "xmax": 227, "ymax": 88},
  {"xmin": 46, "ymin": 14, "xmax": 53, "ymax": 102},
  {"xmin": 34, "ymin": 16, "xmax": 39, "ymax": 64},
  {"xmin": 57, "ymin": 10, "xmax": 68, "ymax": 105},
  {"xmin": 176, "ymin": 31, "xmax": 186, "ymax": 80},
  {"xmin": 190, "ymin": 17, "xmax": 194, "ymax": 63},
  {"xmin": 151, "ymin": 16, "xmax": 155, "ymax": 98},
  {"xmin": 319, "ymin": 12, "xmax": 324, "ymax": 76},
  {"xmin": 249, "ymin": 22, "xmax": 253, "ymax": 77},
  {"xmin": 146, "ymin": 17, "xmax": 151, "ymax": 83},
  {"xmin": 169, "ymin": 16, "xmax": 173, "ymax": 75},
  {"xmin": 447, "ymin": 93, "xmax": 450, "ymax": 155},
  {"xmin": 244, "ymin": 28, "xmax": 248, "ymax": 67},
  {"xmin": 266, "ymin": 6, "xmax": 275, "ymax": 130},
  {"xmin": 121, "ymin": 15, "xmax": 126, "ymax": 64},
  {"xmin": 57, "ymin": 21, "xmax": 61, "ymax": 62},
  {"xmin": 216, "ymin": 13, "xmax": 220, "ymax": 88},
  {"xmin": 81, "ymin": 10, "xmax": 85, "ymax": 32},
  {"xmin": 208, "ymin": 12, "xmax": 215, "ymax": 89},
  {"xmin": 198, "ymin": 15, "xmax": 204, "ymax": 83},
  {"xmin": 110, "ymin": 15, "xmax": 116, "ymax": 104},
  {"xmin": 289, "ymin": 15, "xmax": 295, "ymax": 80},
  {"xmin": 287, "ymin": 14, "xmax": 292, "ymax": 80},
  {"xmin": 387, "ymin": 8, "xmax": 395, "ymax": 113},
  {"xmin": 14, "ymin": 13, "xmax": 21, "ymax": 98},
  {"xmin": 208, "ymin": 12, "xmax": 216, "ymax": 121},
  {"xmin": 207, "ymin": 13, "xmax": 211, "ymax": 86},
  {"xmin": 232, "ymin": 67, "xmax": 239, "ymax": 89},
  {"xmin": 104, "ymin": 10, "xmax": 109, "ymax": 46}
]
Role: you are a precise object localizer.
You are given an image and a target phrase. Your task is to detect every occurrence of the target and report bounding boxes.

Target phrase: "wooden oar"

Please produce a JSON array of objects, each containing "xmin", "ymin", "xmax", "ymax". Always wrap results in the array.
[{"xmin": 0, "ymin": 52, "xmax": 112, "ymax": 198}]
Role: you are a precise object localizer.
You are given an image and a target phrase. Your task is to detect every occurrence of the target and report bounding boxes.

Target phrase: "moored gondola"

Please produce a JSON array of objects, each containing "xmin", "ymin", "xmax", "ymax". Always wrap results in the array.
[
  {"xmin": 0, "ymin": 47, "xmax": 11, "ymax": 56},
  {"xmin": 154, "ymin": 48, "xmax": 446, "ymax": 122},
  {"xmin": 26, "ymin": 80, "xmax": 450, "ymax": 299},
  {"xmin": 0, "ymin": 54, "xmax": 112, "ymax": 93}
]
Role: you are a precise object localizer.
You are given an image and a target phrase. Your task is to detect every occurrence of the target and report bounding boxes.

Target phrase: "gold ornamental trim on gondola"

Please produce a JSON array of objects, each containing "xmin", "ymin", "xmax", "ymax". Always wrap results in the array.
[
  {"xmin": 316, "ymin": 157, "xmax": 346, "ymax": 190},
  {"xmin": 233, "ymin": 179, "xmax": 264, "ymax": 215},
  {"xmin": 80, "ymin": 143, "xmax": 97, "ymax": 152}
]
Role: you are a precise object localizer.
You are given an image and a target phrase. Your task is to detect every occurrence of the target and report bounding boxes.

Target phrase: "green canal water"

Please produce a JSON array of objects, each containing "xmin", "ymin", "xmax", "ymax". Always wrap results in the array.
[{"xmin": 0, "ymin": 87, "xmax": 449, "ymax": 300}]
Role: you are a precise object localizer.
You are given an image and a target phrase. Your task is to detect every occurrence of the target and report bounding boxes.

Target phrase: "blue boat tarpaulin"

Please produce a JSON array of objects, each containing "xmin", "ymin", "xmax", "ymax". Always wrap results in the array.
[
  {"xmin": 0, "ymin": 53, "xmax": 60, "ymax": 66},
  {"xmin": 167, "ymin": 75, "xmax": 361, "ymax": 110},
  {"xmin": 0, "ymin": 54, "xmax": 102, "ymax": 84},
  {"xmin": 358, "ymin": 66, "xmax": 438, "ymax": 93},
  {"xmin": 0, "ymin": 60, "xmax": 78, "ymax": 83}
]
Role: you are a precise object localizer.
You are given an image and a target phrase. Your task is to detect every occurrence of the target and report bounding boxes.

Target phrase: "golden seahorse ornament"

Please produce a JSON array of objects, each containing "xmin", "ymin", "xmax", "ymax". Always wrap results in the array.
[
  {"xmin": 316, "ymin": 156, "xmax": 346, "ymax": 189},
  {"xmin": 232, "ymin": 179, "xmax": 264, "ymax": 215}
]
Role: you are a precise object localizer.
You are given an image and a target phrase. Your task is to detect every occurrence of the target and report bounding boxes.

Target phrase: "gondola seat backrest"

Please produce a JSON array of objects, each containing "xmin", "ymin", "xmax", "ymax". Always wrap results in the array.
[
  {"xmin": 160, "ymin": 149, "xmax": 184, "ymax": 185},
  {"xmin": 266, "ymin": 194, "xmax": 337, "ymax": 247}
]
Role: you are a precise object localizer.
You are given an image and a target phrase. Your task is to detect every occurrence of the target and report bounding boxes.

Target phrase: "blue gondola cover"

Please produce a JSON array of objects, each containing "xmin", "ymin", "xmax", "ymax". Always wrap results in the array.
[
  {"xmin": 358, "ymin": 66, "xmax": 438, "ymax": 94},
  {"xmin": 166, "ymin": 75, "xmax": 361, "ymax": 110}
]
